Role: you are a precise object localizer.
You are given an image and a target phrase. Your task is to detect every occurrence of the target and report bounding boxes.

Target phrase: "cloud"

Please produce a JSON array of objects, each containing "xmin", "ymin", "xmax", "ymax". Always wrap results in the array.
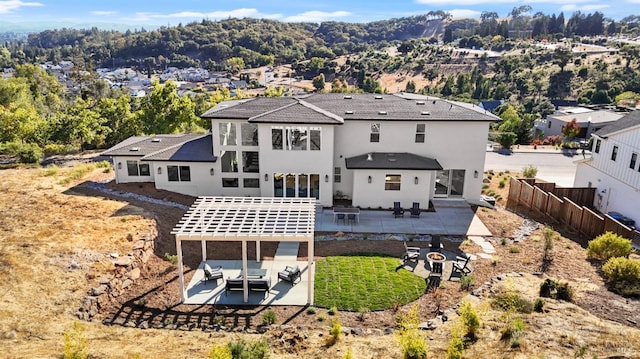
[
  {"xmin": 560, "ymin": 3, "xmax": 610, "ymax": 11},
  {"xmin": 126, "ymin": 8, "xmax": 282, "ymax": 22},
  {"xmin": 284, "ymin": 10, "xmax": 351, "ymax": 23},
  {"xmin": 0, "ymin": 0, "xmax": 42, "ymax": 14},
  {"xmin": 91, "ymin": 11, "xmax": 117, "ymax": 16},
  {"xmin": 416, "ymin": 0, "xmax": 512, "ymax": 5},
  {"xmin": 448, "ymin": 9, "xmax": 482, "ymax": 19}
]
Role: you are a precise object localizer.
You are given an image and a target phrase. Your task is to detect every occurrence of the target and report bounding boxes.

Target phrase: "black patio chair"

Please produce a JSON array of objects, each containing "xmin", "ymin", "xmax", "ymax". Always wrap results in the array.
[
  {"xmin": 449, "ymin": 253, "xmax": 472, "ymax": 280},
  {"xmin": 392, "ymin": 202, "xmax": 405, "ymax": 218},
  {"xmin": 336, "ymin": 213, "xmax": 346, "ymax": 224},
  {"xmin": 409, "ymin": 202, "xmax": 421, "ymax": 217},
  {"xmin": 402, "ymin": 241, "xmax": 420, "ymax": 262},
  {"xmin": 347, "ymin": 213, "xmax": 357, "ymax": 224},
  {"xmin": 429, "ymin": 235, "xmax": 443, "ymax": 252}
]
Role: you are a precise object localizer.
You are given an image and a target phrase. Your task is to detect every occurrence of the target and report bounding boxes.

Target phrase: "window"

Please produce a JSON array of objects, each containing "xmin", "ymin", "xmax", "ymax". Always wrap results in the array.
[
  {"xmin": 385, "ymin": 174, "xmax": 401, "ymax": 191},
  {"xmin": 594, "ymin": 139, "xmax": 601, "ymax": 153},
  {"xmin": 272, "ymin": 127, "xmax": 283, "ymax": 150},
  {"xmin": 310, "ymin": 128, "xmax": 321, "ymax": 150},
  {"xmin": 334, "ymin": 167, "xmax": 341, "ymax": 183},
  {"xmin": 167, "ymin": 166, "xmax": 191, "ymax": 182},
  {"xmin": 242, "ymin": 151, "xmax": 259, "ymax": 173},
  {"xmin": 221, "ymin": 150, "xmax": 238, "ymax": 172},
  {"xmin": 222, "ymin": 178, "xmax": 239, "ymax": 187},
  {"xmin": 631, "ymin": 153, "xmax": 638, "ymax": 170},
  {"xmin": 126, "ymin": 161, "xmax": 150, "ymax": 176},
  {"xmin": 287, "ymin": 127, "xmax": 307, "ymax": 150},
  {"xmin": 219, "ymin": 123, "xmax": 236, "ymax": 146},
  {"xmin": 415, "ymin": 123, "xmax": 425, "ymax": 143},
  {"xmin": 611, "ymin": 145, "xmax": 618, "ymax": 161},
  {"xmin": 547, "ymin": 120, "xmax": 552, "ymax": 129},
  {"xmin": 241, "ymin": 123, "xmax": 258, "ymax": 146},
  {"xmin": 370, "ymin": 123, "xmax": 380, "ymax": 142},
  {"xmin": 243, "ymin": 178, "xmax": 260, "ymax": 188}
]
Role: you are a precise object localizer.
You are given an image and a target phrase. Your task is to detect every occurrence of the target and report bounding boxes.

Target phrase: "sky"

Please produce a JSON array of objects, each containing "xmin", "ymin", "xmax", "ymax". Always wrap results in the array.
[{"xmin": 0, "ymin": 0, "xmax": 635, "ymax": 29}]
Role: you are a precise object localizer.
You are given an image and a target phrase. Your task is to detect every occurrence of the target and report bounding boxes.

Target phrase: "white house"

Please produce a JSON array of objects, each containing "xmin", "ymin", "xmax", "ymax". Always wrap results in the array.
[
  {"xmin": 534, "ymin": 107, "xmax": 625, "ymax": 139},
  {"xmin": 573, "ymin": 110, "xmax": 640, "ymax": 226},
  {"xmin": 102, "ymin": 93, "xmax": 498, "ymax": 208}
]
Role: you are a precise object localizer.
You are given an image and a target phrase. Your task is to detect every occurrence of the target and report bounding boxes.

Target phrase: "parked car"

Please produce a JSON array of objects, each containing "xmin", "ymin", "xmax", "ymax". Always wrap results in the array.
[{"xmin": 607, "ymin": 212, "xmax": 636, "ymax": 230}]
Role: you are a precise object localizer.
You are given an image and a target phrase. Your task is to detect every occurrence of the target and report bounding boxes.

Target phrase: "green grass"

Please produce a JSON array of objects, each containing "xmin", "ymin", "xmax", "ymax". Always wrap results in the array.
[{"xmin": 314, "ymin": 254, "xmax": 427, "ymax": 311}]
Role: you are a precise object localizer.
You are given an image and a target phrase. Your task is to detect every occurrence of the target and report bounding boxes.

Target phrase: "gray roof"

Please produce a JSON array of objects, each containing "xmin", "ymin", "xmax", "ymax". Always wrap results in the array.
[
  {"xmin": 202, "ymin": 93, "xmax": 499, "ymax": 124},
  {"xmin": 345, "ymin": 152, "xmax": 443, "ymax": 170},
  {"xmin": 101, "ymin": 134, "xmax": 204, "ymax": 157},
  {"xmin": 142, "ymin": 134, "xmax": 216, "ymax": 162},
  {"xmin": 550, "ymin": 110, "xmax": 624, "ymax": 125},
  {"xmin": 594, "ymin": 110, "xmax": 640, "ymax": 138}
]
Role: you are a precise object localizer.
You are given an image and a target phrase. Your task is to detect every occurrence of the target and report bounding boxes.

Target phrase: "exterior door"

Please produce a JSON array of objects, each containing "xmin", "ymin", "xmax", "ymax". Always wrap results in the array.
[{"xmin": 434, "ymin": 169, "xmax": 465, "ymax": 198}]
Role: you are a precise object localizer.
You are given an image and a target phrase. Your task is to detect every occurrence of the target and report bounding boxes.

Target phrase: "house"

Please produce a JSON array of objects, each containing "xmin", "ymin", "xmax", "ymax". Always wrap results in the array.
[
  {"xmin": 534, "ymin": 108, "xmax": 625, "ymax": 139},
  {"xmin": 478, "ymin": 100, "xmax": 504, "ymax": 113},
  {"xmin": 573, "ymin": 110, "xmax": 640, "ymax": 226},
  {"xmin": 102, "ymin": 93, "xmax": 498, "ymax": 208}
]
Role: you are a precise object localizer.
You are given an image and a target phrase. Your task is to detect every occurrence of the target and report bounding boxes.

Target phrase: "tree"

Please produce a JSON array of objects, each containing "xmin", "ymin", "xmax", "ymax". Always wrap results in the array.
[
  {"xmin": 561, "ymin": 118, "xmax": 580, "ymax": 139},
  {"xmin": 135, "ymin": 80, "xmax": 200, "ymax": 134},
  {"xmin": 405, "ymin": 80, "xmax": 416, "ymax": 93},
  {"xmin": 312, "ymin": 73, "xmax": 326, "ymax": 92},
  {"xmin": 619, "ymin": 44, "xmax": 640, "ymax": 69},
  {"xmin": 225, "ymin": 57, "xmax": 245, "ymax": 75},
  {"xmin": 553, "ymin": 47, "xmax": 573, "ymax": 71},
  {"xmin": 496, "ymin": 132, "xmax": 517, "ymax": 149}
]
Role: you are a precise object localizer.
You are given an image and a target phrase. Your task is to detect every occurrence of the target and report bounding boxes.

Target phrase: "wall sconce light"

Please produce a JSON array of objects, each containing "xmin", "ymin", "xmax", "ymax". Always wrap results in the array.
[
  {"xmin": 157, "ymin": 167, "xmax": 162, "ymax": 175},
  {"xmin": 210, "ymin": 168, "xmax": 215, "ymax": 176},
  {"xmin": 474, "ymin": 170, "xmax": 479, "ymax": 178},
  {"xmin": 265, "ymin": 173, "xmax": 269, "ymax": 182},
  {"xmin": 325, "ymin": 175, "xmax": 329, "ymax": 183},
  {"xmin": 368, "ymin": 176, "xmax": 372, "ymax": 184},
  {"xmin": 117, "ymin": 162, "xmax": 122, "ymax": 170},
  {"xmin": 414, "ymin": 176, "xmax": 419, "ymax": 184}
]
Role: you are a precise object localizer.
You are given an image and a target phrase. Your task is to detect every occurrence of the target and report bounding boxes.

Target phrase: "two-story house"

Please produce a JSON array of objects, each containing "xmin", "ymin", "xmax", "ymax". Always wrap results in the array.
[
  {"xmin": 573, "ymin": 110, "xmax": 640, "ymax": 225},
  {"xmin": 102, "ymin": 93, "xmax": 498, "ymax": 208}
]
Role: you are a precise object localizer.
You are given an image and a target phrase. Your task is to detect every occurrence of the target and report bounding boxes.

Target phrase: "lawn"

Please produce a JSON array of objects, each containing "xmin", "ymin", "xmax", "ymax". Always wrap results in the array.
[{"xmin": 314, "ymin": 254, "xmax": 427, "ymax": 311}]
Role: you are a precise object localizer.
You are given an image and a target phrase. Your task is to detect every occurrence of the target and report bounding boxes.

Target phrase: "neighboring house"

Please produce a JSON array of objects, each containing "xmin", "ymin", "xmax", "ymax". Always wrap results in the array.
[
  {"xmin": 478, "ymin": 100, "xmax": 503, "ymax": 113},
  {"xmin": 573, "ymin": 110, "xmax": 640, "ymax": 226},
  {"xmin": 534, "ymin": 108, "xmax": 625, "ymax": 139},
  {"xmin": 103, "ymin": 93, "xmax": 498, "ymax": 208}
]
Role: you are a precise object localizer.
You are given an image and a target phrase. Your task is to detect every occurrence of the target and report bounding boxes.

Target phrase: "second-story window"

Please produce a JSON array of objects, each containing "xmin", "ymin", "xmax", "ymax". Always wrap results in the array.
[
  {"xmin": 611, "ymin": 145, "xmax": 618, "ymax": 161},
  {"xmin": 219, "ymin": 123, "xmax": 236, "ymax": 146},
  {"xmin": 370, "ymin": 123, "xmax": 380, "ymax": 142},
  {"xmin": 287, "ymin": 127, "xmax": 307, "ymax": 150},
  {"xmin": 631, "ymin": 153, "xmax": 638, "ymax": 170},
  {"xmin": 241, "ymin": 123, "xmax": 258, "ymax": 146},
  {"xmin": 594, "ymin": 139, "xmax": 601, "ymax": 153},
  {"xmin": 310, "ymin": 128, "xmax": 321, "ymax": 150},
  {"xmin": 415, "ymin": 124, "xmax": 425, "ymax": 143},
  {"xmin": 272, "ymin": 127, "xmax": 283, "ymax": 150}
]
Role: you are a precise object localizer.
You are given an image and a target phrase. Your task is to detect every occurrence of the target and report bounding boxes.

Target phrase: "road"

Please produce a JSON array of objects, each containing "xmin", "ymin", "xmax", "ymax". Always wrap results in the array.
[{"xmin": 484, "ymin": 150, "xmax": 581, "ymax": 187}]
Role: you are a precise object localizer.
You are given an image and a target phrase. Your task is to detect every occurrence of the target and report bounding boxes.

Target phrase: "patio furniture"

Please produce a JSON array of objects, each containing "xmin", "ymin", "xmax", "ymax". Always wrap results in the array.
[
  {"xmin": 429, "ymin": 235, "xmax": 444, "ymax": 252},
  {"xmin": 240, "ymin": 268, "xmax": 268, "ymax": 278},
  {"xmin": 409, "ymin": 202, "xmax": 421, "ymax": 217},
  {"xmin": 402, "ymin": 242, "xmax": 421, "ymax": 262},
  {"xmin": 224, "ymin": 277, "xmax": 244, "ymax": 294},
  {"xmin": 278, "ymin": 265, "xmax": 301, "ymax": 284},
  {"xmin": 449, "ymin": 253, "xmax": 472, "ymax": 279},
  {"xmin": 202, "ymin": 263, "xmax": 223, "ymax": 283},
  {"xmin": 249, "ymin": 278, "xmax": 271, "ymax": 297},
  {"xmin": 392, "ymin": 202, "xmax": 405, "ymax": 218},
  {"xmin": 347, "ymin": 213, "xmax": 357, "ymax": 224},
  {"xmin": 333, "ymin": 207, "xmax": 360, "ymax": 224},
  {"xmin": 336, "ymin": 213, "xmax": 346, "ymax": 224},
  {"xmin": 426, "ymin": 252, "xmax": 446, "ymax": 276}
]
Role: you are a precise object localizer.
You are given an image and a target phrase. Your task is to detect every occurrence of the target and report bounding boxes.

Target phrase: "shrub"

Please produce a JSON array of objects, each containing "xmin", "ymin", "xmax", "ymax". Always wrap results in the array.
[
  {"xmin": 306, "ymin": 306, "xmax": 317, "ymax": 314},
  {"xmin": 459, "ymin": 300, "xmax": 480, "ymax": 339},
  {"xmin": 328, "ymin": 319, "xmax": 342, "ymax": 344},
  {"xmin": 42, "ymin": 165, "xmax": 59, "ymax": 176},
  {"xmin": 522, "ymin": 165, "xmax": 538, "ymax": 178},
  {"xmin": 539, "ymin": 279, "xmax": 573, "ymax": 301},
  {"xmin": 262, "ymin": 310, "xmax": 276, "ymax": 325},
  {"xmin": 1, "ymin": 142, "xmax": 43, "ymax": 164},
  {"xmin": 446, "ymin": 327, "xmax": 464, "ymax": 359},
  {"xmin": 62, "ymin": 321, "xmax": 89, "ymax": 359},
  {"xmin": 460, "ymin": 275, "xmax": 474, "ymax": 291},
  {"xmin": 208, "ymin": 344, "xmax": 232, "ymax": 359},
  {"xmin": 498, "ymin": 179, "xmax": 506, "ymax": 188},
  {"xmin": 164, "ymin": 252, "xmax": 178, "ymax": 265},
  {"xmin": 509, "ymin": 245, "xmax": 520, "ymax": 253},
  {"xmin": 396, "ymin": 305, "xmax": 428, "ymax": 359},
  {"xmin": 328, "ymin": 306, "xmax": 338, "ymax": 315},
  {"xmin": 228, "ymin": 339, "xmax": 270, "ymax": 359},
  {"xmin": 357, "ymin": 306, "xmax": 371, "ymax": 321},
  {"xmin": 556, "ymin": 283, "xmax": 573, "ymax": 301},
  {"xmin": 587, "ymin": 232, "xmax": 632, "ymax": 261},
  {"xmin": 317, "ymin": 314, "xmax": 327, "ymax": 322},
  {"xmin": 500, "ymin": 317, "xmax": 525, "ymax": 348},
  {"xmin": 492, "ymin": 291, "xmax": 533, "ymax": 313},
  {"xmin": 602, "ymin": 257, "xmax": 640, "ymax": 297},
  {"xmin": 534, "ymin": 298, "xmax": 544, "ymax": 312}
]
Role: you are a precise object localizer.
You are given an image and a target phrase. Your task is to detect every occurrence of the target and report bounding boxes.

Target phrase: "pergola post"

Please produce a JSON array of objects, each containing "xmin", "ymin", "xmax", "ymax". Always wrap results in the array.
[
  {"xmin": 177, "ymin": 237, "xmax": 185, "ymax": 302},
  {"xmin": 307, "ymin": 238, "xmax": 314, "ymax": 305},
  {"xmin": 201, "ymin": 239, "xmax": 207, "ymax": 262},
  {"xmin": 242, "ymin": 240, "xmax": 248, "ymax": 303},
  {"xmin": 256, "ymin": 240, "xmax": 261, "ymax": 262}
]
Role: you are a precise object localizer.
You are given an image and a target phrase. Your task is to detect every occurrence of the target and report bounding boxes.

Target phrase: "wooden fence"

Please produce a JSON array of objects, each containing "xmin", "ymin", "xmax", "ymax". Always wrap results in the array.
[{"xmin": 507, "ymin": 178, "xmax": 640, "ymax": 245}]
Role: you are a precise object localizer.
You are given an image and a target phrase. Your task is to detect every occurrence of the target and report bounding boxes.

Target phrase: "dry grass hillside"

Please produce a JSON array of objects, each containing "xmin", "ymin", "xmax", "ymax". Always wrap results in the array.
[{"xmin": 1, "ymin": 163, "xmax": 639, "ymax": 358}]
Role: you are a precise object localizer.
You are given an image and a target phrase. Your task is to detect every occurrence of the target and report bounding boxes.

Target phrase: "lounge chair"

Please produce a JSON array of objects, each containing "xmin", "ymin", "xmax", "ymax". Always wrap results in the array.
[
  {"xmin": 409, "ymin": 202, "xmax": 421, "ymax": 217},
  {"xmin": 429, "ymin": 235, "xmax": 444, "ymax": 252},
  {"xmin": 449, "ymin": 253, "xmax": 472, "ymax": 279},
  {"xmin": 402, "ymin": 242, "xmax": 420, "ymax": 262},
  {"xmin": 278, "ymin": 265, "xmax": 301, "ymax": 284},
  {"xmin": 392, "ymin": 202, "xmax": 405, "ymax": 218},
  {"xmin": 203, "ymin": 263, "xmax": 223, "ymax": 283}
]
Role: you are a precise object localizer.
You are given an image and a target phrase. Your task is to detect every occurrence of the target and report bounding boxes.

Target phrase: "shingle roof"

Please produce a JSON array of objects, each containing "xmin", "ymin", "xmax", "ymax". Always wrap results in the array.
[
  {"xmin": 550, "ymin": 110, "xmax": 624, "ymax": 125},
  {"xmin": 142, "ymin": 134, "xmax": 216, "ymax": 162},
  {"xmin": 594, "ymin": 110, "xmax": 640, "ymax": 138},
  {"xmin": 100, "ymin": 134, "xmax": 204, "ymax": 157},
  {"xmin": 345, "ymin": 152, "xmax": 443, "ymax": 170},
  {"xmin": 202, "ymin": 93, "xmax": 499, "ymax": 124}
]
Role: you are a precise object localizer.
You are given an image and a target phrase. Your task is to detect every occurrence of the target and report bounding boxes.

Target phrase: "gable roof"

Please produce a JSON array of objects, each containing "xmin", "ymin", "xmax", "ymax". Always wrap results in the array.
[
  {"xmin": 142, "ymin": 134, "xmax": 216, "ymax": 162},
  {"xmin": 594, "ymin": 110, "xmax": 640, "ymax": 138},
  {"xmin": 345, "ymin": 152, "xmax": 443, "ymax": 170},
  {"xmin": 549, "ymin": 110, "xmax": 624, "ymax": 125},
  {"xmin": 101, "ymin": 134, "xmax": 204, "ymax": 157},
  {"xmin": 249, "ymin": 101, "xmax": 343, "ymax": 124}
]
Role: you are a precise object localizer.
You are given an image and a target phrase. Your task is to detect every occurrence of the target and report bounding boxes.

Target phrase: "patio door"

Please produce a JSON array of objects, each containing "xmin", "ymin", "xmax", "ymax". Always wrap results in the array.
[{"xmin": 434, "ymin": 169, "xmax": 465, "ymax": 198}]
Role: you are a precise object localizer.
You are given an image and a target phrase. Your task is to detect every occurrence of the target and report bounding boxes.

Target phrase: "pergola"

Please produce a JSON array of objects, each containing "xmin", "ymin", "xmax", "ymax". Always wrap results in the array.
[{"xmin": 171, "ymin": 196, "xmax": 316, "ymax": 304}]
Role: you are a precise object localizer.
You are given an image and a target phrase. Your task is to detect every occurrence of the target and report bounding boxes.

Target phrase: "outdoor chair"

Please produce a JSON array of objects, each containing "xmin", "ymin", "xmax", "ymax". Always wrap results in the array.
[
  {"xmin": 392, "ymin": 202, "xmax": 405, "ymax": 218},
  {"xmin": 409, "ymin": 202, "xmax": 421, "ymax": 217},
  {"xmin": 449, "ymin": 253, "xmax": 472, "ymax": 280},
  {"xmin": 278, "ymin": 265, "xmax": 301, "ymax": 284},
  {"xmin": 347, "ymin": 213, "xmax": 357, "ymax": 224},
  {"xmin": 402, "ymin": 242, "xmax": 421, "ymax": 262},
  {"xmin": 202, "ymin": 263, "xmax": 223, "ymax": 283},
  {"xmin": 429, "ymin": 235, "xmax": 444, "ymax": 252},
  {"xmin": 336, "ymin": 213, "xmax": 346, "ymax": 224}
]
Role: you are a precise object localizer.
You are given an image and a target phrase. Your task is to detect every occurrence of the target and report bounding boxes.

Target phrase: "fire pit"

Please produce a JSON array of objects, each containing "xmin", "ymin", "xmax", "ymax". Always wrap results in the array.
[{"xmin": 426, "ymin": 252, "xmax": 446, "ymax": 263}]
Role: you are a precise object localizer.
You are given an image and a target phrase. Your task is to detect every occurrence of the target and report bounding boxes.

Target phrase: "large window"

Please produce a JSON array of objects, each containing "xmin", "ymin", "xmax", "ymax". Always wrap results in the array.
[
  {"xmin": 167, "ymin": 166, "xmax": 191, "ymax": 182},
  {"xmin": 241, "ymin": 123, "xmax": 258, "ymax": 146},
  {"xmin": 242, "ymin": 151, "xmax": 259, "ymax": 173},
  {"xmin": 273, "ymin": 173, "xmax": 319, "ymax": 199},
  {"xmin": 126, "ymin": 161, "xmax": 150, "ymax": 176},
  {"xmin": 287, "ymin": 127, "xmax": 307, "ymax": 150},
  {"xmin": 631, "ymin": 153, "xmax": 638, "ymax": 170},
  {"xmin": 415, "ymin": 124, "xmax": 425, "ymax": 143},
  {"xmin": 594, "ymin": 139, "xmax": 601, "ymax": 153},
  {"xmin": 611, "ymin": 145, "xmax": 618, "ymax": 161},
  {"xmin": 219, "ymin": 123, "xmax": 236, "ymax": 146},
  {"xmin": 334, "ymin": 167, "xmax": 341, "ymax": 183},
  {"xmin": 272, "ymin": 127, "xmax": 283, "ymax": 150},
  {"xmin": 271, "ymin": 126, "xmax": 321, "ymax": 151},
  {"xmin": 222, "ymin": 178, "xmax": 239, "ymax": 187},
  {"xmin": 385, "ymin": 174, "xmax": 401, "ymax": 191},
  {"xmin": 370, "ymin": 123, "xmax": 380, "ymax": 143},
  {"xmin": 310, "ymin": 128, "xmax": 321, "ymax": 150},
  {"xmin": 221, "ymin": 150, "xmax": 238, "ymax": 172}
]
